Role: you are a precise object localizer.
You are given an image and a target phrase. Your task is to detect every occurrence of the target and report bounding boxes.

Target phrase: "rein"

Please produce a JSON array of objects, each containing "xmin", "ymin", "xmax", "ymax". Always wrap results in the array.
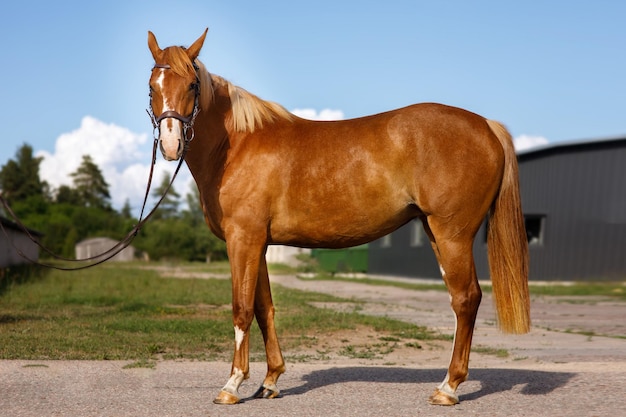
[
  {"xmin": 0, "ymin": 63, "xmax": 200, "ymax": 271},
  {"xmin": 0, "ymin": 139, "xmax": 186, "ymax": 271}
]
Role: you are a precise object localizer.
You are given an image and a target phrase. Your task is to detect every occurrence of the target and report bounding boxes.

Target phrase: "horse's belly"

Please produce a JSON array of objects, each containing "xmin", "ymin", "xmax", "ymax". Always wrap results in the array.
[{"xmin": 269, "ymin": 203, "xmax": 417, "ymax": 249}]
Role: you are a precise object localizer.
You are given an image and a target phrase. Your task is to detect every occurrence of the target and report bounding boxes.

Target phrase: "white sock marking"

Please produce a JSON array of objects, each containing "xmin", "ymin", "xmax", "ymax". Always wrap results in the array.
[
  {"xmin": 222, "ymin": 367, "xmax": 245, "ymax": 395},
  {"xmin": 234, "ymin": 326, "xmax": 245, "ymax": 351}
]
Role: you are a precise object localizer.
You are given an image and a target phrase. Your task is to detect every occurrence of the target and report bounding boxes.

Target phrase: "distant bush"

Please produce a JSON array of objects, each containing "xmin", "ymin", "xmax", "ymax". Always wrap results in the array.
[{"xmin": 0, "ymin": 264, "xmax": 47, "ymax": 296}]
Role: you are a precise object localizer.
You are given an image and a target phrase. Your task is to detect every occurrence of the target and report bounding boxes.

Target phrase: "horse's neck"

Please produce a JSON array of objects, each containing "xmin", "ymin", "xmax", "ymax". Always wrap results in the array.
[
  {"xmin": 186, "ymin": 119, "xmax": 226, "ymax": 172},
  {"xmin": 181, "ymin": 119, "xmax": 225, "ymax": 233},
  {"xmin": 183, "ymin": 85, "xmax": 232, "ymax": 176}
]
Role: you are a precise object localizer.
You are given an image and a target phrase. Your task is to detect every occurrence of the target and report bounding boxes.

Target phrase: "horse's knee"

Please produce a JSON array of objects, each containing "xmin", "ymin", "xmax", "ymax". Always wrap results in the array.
[
  {"xmin": 450, "ymin": 284, "xmax": 482, "ymax": 315},
  {"xmin": 467, "ymin": 284, "xmax": 482, "ymax": 306},
  {"xmin": 233, "ymin": 302, "xmax": 255, "ymax": 324}
]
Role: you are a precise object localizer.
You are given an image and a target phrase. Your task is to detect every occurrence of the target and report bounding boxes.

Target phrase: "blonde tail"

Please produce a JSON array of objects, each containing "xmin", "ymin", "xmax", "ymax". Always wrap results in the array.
[{"xmin": 486, "ymin": 120, "xmax": 531, "ymax": 334}]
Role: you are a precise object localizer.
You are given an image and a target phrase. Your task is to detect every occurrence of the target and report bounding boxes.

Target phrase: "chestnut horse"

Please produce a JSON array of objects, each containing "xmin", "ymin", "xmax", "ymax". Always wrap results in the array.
[{"xmin": 147, "ymin": 29, "xmax": 530, "ymax": 406}]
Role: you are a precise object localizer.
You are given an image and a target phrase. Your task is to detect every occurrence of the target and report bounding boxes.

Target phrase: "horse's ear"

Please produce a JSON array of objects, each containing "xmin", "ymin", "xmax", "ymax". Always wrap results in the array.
[
  {"xmin": 186, "ymin": 28, "xmax": 208, "ymax": 61},
  {"xmin": 148, "ymin": 31, "xmax": 162, "ymax": 61}
]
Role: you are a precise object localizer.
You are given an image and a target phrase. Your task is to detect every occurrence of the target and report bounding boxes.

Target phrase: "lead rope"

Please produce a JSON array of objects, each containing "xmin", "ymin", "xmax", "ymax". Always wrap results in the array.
[{"xmin": 0, "ymin": 138, "xmax": 187, "ymax": 271}]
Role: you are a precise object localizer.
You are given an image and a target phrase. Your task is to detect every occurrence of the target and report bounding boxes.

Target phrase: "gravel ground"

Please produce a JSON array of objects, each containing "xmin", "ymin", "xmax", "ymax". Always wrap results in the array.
[{"xmin": 1, "ymin": 273, "xmax": 625, "ymax": 416}]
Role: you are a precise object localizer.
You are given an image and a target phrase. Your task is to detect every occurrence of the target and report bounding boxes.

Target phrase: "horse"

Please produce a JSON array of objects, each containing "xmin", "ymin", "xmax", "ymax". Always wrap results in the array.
[{"xmin": 146, "ymin": 29, "xmax": 530, "ymax": 406}]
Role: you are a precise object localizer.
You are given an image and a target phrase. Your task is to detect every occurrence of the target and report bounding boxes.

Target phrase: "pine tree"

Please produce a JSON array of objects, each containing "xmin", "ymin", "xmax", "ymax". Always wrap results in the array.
[
  {"xmin": 184, "ymin": 184, "xmax": 204, "ymax": 225},
  {"xmin": 151, "ymin": 172, "xmax": 180, "ymax": 219},
  {"xmin": 0, "ymin": 144, "xmax": 46, "ymax": 205},
  {"xmin": 55, "ymin": 184, "xmax": 81, "ymax": 205},
  {"xmin": 120, "ymin": 199, "xmax": 133, "ymax": 218},
  {"xmin": 70, "ymin": 155, "xmax": 111, "ymax": 210}
]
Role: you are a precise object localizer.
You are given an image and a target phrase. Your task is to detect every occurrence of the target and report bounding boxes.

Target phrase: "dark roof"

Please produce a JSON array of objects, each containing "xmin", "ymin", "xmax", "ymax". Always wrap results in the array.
[
  {"xmin": 0, "ymin": 216, "xmax": 44, "ymax": 237},
  {"xmin": 518, "ymin": 135, "xmax": 626, "ymax": 159}
]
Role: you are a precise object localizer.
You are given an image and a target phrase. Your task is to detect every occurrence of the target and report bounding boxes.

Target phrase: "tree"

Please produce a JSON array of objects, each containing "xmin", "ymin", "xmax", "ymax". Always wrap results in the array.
[
  {"xmin": 120, "ymin": 199, "xmax": 133, "ymax": 219},
  {"xmin": 70, "ymin": 155, "xmax": 111, "ymax": 210},
  {"xmin": 183, "ymin": 183, "xmax": 227, "ymax": 261},
  {"xmin": 0, "ymin": 144, "xmax": 46, "ymax": 205},
  {"xmin": 133, "ymin": 183, "xmax": 227, "ymax": 262},
  {"xmin": 183, "ymin": 184, "xmax": 205, "ymax": 225},
  {"xmin": 55, "ymin": 185, "xmax": 81, "ymax": 205},
  {"xmin": 151, "ymin": 172, "xmax": 180, "ymax": 219}
]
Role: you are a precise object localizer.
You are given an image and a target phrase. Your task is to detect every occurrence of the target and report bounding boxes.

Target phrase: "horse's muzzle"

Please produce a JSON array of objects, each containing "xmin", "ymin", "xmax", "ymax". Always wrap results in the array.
[
  {"xmin": 159, "ymin": 138, "xmax": 183, "ymax": 161},
  {"xmin": 158, "ymin": 120, "xmax": 184, "ymax": 161}
]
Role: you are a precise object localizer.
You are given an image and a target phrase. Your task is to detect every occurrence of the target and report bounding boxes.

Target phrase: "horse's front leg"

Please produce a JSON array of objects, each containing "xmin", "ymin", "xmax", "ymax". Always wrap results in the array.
[
  {"xmin": 213, "ymin": 232, "xmax": 265, "ymax": 405},
  {"xmin": 253, "ymin": 256, "xmax": 285, "ymax": 399}
]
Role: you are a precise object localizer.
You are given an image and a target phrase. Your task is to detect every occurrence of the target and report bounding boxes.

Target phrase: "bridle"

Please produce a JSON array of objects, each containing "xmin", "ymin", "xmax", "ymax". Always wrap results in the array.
[{"xmin": 146, "ymin": 62, "xmax": 201, "ymax": 146}]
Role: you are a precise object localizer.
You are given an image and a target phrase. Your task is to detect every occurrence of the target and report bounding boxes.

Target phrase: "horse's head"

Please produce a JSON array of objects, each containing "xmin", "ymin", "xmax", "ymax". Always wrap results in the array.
[{"xmin": 147, "ymin": 29, "xmax": 208, "ymax": 161}]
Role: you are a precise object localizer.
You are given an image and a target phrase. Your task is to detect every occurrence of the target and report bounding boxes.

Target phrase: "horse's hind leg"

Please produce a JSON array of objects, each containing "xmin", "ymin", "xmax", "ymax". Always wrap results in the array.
[
  {"xmin": 252, "ymin": 256, "xmax": 286, "ymax": 399},
  {"xmin": 424, "ymin": 218, "xmax": 482, "ymax": 405}
]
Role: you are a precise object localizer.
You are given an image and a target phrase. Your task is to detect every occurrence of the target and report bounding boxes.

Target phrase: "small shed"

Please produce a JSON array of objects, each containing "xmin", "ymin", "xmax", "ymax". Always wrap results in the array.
[
  {"xmin": 266, "ymin": 245, "xmax": 311, "ymax": 267},
  {"xmin": 0, "ymin": 216, "xmax": 43, "ymax": 267},
  {"xmin": 75, "ymin": 237, "xmax": 138, "ymax": 262}
]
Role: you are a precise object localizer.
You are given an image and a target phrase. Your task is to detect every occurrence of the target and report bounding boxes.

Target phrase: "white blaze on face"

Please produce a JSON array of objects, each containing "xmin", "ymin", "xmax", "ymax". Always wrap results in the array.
[
  {"xmin": 156, "ymin": 69, "xmax": 183, "ymax": 160},
  {"xmin": 439, "ymin": 264, "xmax": 446, "ymax": 279}
]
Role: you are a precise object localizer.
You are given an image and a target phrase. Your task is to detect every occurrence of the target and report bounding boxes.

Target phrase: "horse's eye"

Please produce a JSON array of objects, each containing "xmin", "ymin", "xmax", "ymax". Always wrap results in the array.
[{"xmin": 189, "ymin": 83, "xmax": 198, "ymax": 92}]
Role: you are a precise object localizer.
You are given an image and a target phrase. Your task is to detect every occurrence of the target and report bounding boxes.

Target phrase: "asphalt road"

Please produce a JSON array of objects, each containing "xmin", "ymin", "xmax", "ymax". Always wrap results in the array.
[{"xmin": 1, "ymin": 273, "xmax": 625, "ymax": 416}]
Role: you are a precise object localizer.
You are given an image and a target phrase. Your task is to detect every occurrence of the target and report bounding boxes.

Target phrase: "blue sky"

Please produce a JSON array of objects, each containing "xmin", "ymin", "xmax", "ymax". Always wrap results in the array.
[{"xmin": 1, "ymin": 1, "xmax": 625, "ymax": 212}]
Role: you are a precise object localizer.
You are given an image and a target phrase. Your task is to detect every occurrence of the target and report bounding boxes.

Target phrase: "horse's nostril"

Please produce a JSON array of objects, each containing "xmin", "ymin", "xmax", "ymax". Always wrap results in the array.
[{"xmin": 158, "ymin": 139, "xmax": 181, "ymax": 161}]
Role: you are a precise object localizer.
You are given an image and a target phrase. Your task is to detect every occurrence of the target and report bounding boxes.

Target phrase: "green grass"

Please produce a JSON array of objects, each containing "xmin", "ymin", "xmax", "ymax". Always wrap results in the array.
[
  {"xmin": 339, "ymin": 343, "xmax": 392, "ymax": 360},
  {"xmin": 300, "ymin": 274, "xmax": 449, "ymax": 292},
  {"xmin": 300, "ymin": 273, "xmax": 626, "ymax": 300},
  {"xmin": 6, "ymin": 261, "xmax": 619, "ymax": 362},
  {"xmin": 0, "ymin": 264, "xmax": 232, "ymax": 360},
  {"xmin": 528, "ymin": 282, "xmax": 626, "ymax": 299},
  {"xmin": 0, "ymin": 263, "xmax": 435, "ymax": 361},
  {"xmin": 471, "ymin": 345, "xmax": 509, "ymax": 358}
]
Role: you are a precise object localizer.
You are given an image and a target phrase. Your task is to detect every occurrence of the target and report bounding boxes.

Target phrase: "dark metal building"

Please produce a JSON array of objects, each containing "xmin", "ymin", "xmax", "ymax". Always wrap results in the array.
[
  {"xmin": 368, "ymin": 136, "xmax": 626, "ymax": 281},
  {"xmin": 0, "ymin": 216, "xmax": 42, "ymax": 268}
]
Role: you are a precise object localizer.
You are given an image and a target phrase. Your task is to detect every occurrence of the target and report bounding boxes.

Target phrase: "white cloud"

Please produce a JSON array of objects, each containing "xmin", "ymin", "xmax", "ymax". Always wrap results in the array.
[
  {"xmin": 37, "ymin": 116, "xmax": 194, "ymax": 216},
  {"xmin": 291, "ymin": 108, "xmax": 345, "ymax": 121},
  {"xmin": 514, "ymin": 134, "xmax": 549, "ymax": 151}
]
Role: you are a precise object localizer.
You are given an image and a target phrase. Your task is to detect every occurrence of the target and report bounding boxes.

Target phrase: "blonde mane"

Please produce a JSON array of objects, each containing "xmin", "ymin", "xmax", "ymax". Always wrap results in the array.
[
  {"xmin": 209, "ymin": 74, "xmax": 294, "ymax": 133},
  {"xmin": 194, "ymin": 61, "xmax": 214, "ymax": 112},
  {"xmin": 162, "ymin": 48, "xmax": 293, "ymax": 133}
]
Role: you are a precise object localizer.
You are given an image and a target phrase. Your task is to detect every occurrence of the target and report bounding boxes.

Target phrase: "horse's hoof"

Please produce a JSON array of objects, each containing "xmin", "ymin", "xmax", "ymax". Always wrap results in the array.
[
  {"xmin": 253, "ymin": 383, "xmax": 281, "ymax": 399},
  {"xmin": 428, "ymin": 388, "xmax": 459, "ymax": 406},
  {"xmin": 213, "ymin": 390, "xmax": 240, "ymax": 405}
]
